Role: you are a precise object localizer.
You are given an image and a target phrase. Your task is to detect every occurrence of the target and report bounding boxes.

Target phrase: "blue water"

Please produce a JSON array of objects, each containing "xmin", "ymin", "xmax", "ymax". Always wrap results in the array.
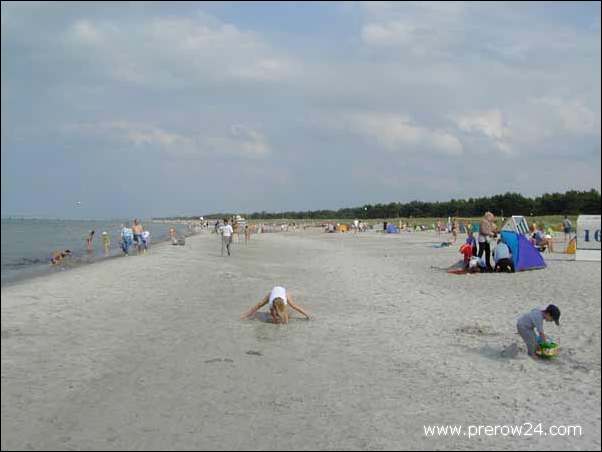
[{"xmin": 1, "ymin": 218, "xmax": 191, "ymax": 285}]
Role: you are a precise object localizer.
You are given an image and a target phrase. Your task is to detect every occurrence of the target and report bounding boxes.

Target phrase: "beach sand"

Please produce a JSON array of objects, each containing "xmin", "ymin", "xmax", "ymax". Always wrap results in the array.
[{"xmin": 2, "ymin": 230, "xmax": 600, "ymax": 450}]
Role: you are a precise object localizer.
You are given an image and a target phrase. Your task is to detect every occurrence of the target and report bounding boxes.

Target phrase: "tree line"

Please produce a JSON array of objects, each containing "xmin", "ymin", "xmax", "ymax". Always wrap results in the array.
[{"xmin": 155, "ymin": 189, "xmax": 600, "ymax": 221}]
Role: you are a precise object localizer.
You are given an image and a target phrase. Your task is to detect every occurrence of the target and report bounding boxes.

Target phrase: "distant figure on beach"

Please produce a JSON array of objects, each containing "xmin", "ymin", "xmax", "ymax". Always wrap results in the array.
[
  {"xmin": 562, "ymin": 216, "xmax": 573, "ymax": 242},
  {"xmin": 532, "ymin": 225, "xmax": 554, "ymax": 253},
  {"xmin": 169, "ymin": 227, "xmax": 177, "ymax": 245},
  {"xmin": 120, "ymin": 223, "xmax": 134, "ymax": 256},
  {"xmin": 451, "ymin": 218, "xmax": 458, "ymax": 244},
  {"xmin": 132, "ymin": 219, "xmax": 144, "ymax": 254},
  {"xmin": 221, "ymin": 218, "xmax": 234, "ymax": 256},
  {"xmin": 244, "ymin": 224, "xmax": 251, "ymax": 245},
  {"xmin": 466, "ymin": 224, "xmax": 477, "ymax": 256},
  {"xmin": 142, "ymin": 230, "xmax": 150, "ymax": 251},
  {"xmin": 86, "ymin": 230, "xmax": 95, "ymax": 253},
  {"xmin": 459, "ymin": 242, "xmax": 473, "ymax": 269},
  {"xmin": 478, "ymin": 212, "xmax": 496, "ymax": 272},
  {"xmin": 101, "ymin": 231, "xmax": 110, "ymax": 255},
  {"xmin": 51, "ymin": 249, "xmax": 71, "ymax": 265},
  {"xmin": 241, "ymin": 286, "xmax": 311, "ymax": 324},
  {"xmin": 516, "ymin": 305, "xmax": 560, "ymax": 358}
]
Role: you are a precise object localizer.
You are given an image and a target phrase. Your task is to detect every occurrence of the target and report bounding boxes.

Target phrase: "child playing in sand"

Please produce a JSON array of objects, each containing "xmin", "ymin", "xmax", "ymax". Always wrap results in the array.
[
  {"xmin": 516, "ymin": 305, "xmax": 560, "ymax": 358},
  {"xmin": 241, "ymin": 286, "xmax": 311, "ymax": 324}
]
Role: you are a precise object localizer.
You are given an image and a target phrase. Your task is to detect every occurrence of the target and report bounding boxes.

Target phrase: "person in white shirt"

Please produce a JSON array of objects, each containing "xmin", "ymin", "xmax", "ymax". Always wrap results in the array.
[
  {"xmin": 141, "ymin": 230, "xmax": 150, "ymax": 251},
  {"xmin": 221, "ymin": 218, "xmax": 234, "ymax": 256},
  {"xmin": 241, "ymin": 286, "xmax": 311, "ymax": 324}
]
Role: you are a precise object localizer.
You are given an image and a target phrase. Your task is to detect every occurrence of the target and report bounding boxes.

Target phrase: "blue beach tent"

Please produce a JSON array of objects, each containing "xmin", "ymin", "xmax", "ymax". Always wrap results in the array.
[
  {"xmin": 386, "ymin": 223, "xmax": 400, "ymax": 233},
  {"xmin": 500, "ymin": 231, "xmax": 546, "ymax": 272}
]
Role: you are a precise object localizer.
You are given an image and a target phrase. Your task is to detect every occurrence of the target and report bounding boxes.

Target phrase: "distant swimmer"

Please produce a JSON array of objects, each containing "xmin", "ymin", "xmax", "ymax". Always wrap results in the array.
[
  {"xmin": 241, "ymin": 286, "xmax": 311, "ymax": 324},
  {"xmin": 51, "ymin": 249, "xmax": 71, "ymax": 265}
]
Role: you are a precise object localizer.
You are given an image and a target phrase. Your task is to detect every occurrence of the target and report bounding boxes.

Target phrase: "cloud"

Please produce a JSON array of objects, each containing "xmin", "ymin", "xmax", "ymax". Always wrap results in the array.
[
  {"xmin": 62, "ymin": 121, "xmax": 271, "ymax": 159},
  {"xmin": 531, "ymin": 97, "xmax": 600, "ymax": 136},
  {"xmin": 453, "ymin": 110, "xmax": 512, "ymax": 153},
  {"xmin": 61, "ymin": 12, "xmax": 297, "ymax": 86},
  {"xmin": 71, "ymin": 19, "xmax": 104, "ymax": 44},
  {"xmin": 204, "ymin": 125, "xmax": 271, "ymax": 159},
  {"xmin": 338, "ymin": 112, "xmax": 463, "ymax": 156}
]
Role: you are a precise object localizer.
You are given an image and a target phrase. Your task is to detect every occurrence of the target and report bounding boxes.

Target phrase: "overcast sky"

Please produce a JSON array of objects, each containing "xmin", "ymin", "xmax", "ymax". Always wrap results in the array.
[{"xmin": 1, "ymin": 1, "xmax": 600, "ymax": 219}]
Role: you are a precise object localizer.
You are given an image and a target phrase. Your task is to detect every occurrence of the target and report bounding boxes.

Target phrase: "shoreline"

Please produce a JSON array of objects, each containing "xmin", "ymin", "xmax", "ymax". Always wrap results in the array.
[{"xmin": 1, "ymin": 229, "xmax": 199, "ymax": 288}]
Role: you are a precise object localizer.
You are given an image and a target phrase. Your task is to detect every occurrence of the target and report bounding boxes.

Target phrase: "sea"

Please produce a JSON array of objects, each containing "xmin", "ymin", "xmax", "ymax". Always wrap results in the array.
[{"xmin": 1, "ymin": 218, "xmax": 191, "ymax": 286}]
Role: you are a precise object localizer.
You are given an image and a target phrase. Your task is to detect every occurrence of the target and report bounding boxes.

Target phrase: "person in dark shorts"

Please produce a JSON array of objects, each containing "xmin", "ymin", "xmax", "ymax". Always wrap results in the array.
[
  {"xmin": 562, "ymin": 216, "xmax": 573, "ymax": 242},
  {"xmin": 493, "ymin": 237, "xmax": 514, "ymax": 273}
]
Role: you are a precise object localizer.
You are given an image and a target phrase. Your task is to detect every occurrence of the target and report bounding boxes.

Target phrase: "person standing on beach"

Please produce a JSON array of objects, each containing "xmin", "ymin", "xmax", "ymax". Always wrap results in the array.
[
  {"xmin": 244, "ymin": 224, "xmax": 251, "ymax": 245},
  {"xmin": 477, "ymin": 212, "xmax": 496, "ymax": 272},
  {"xmin": 516, "ymin": 305, "xmax": 560, "ymax": 358},
  {"xmin": 562, "ymin": 216, "xmax": 573, "ymax": 242},
  {"xmin": 86, "ymin": 230, "xmax": 95, "ymax": 253},
  {"xmin": 142, "ymin": 230, "xmax": 150, "ymax": 251},
  {"xmin": 132, "ymin": 219, "xmax": 144, "ymax": 254},
  {"xmin": 221, "ymin": 218, "xmax": 234, "ymax": 256},
  {"xmin": 120, "ymin": 223, "xmax": 133, "ymax": 256},
  {"xmin": 451, "ymin": 218, "xmax": 459, "ymax": 244},
  {"xmin": 101, "ymin": 231, "xmax": 110, "ymax": 255}
]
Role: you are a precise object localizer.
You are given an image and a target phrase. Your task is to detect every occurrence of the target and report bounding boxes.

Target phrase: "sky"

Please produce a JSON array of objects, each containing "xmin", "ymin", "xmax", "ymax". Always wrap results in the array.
[{"xmin": 1, "ymin": 1, "xmax": 600, "ymax": 219}]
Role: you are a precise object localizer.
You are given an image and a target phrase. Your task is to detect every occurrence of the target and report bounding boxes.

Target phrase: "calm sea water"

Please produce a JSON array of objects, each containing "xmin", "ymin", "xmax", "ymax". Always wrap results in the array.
[{"xmin": 1, "ymin": 219, "xmax": 190, "ymax": 285}]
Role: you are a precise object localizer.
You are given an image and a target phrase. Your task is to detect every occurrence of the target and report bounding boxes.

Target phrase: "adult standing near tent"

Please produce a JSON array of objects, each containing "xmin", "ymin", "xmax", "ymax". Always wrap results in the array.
[
  {"xmin": 478, "ymin": 212, "xmax": 496, "ymax": 272},
  {"xmin": 562, "ymin": 216, "xmax": 573, "ymax": 242}
]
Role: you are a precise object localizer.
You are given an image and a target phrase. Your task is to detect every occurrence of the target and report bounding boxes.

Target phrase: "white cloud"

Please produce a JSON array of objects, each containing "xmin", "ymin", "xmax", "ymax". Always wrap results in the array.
[
  {"xmin": 361, "ymin": 21, "xmax": 415, "ymax": 47},
  {"xmin": 71, "ymin": 19, "xmax": 103, "ymax": 44},
  {"xmin": 204, "ymin": 125, "xmax": 271, "ymax": 158},
  {"xmin": 453, "ymin": 109, "xmax": 512, "ymax": 153},
  {"xmin": 63, "ymin": 12, "xmax": 296, "ymax": 86},
  {"xmin": 62, "ymin": 121, "xmax": 270, "ymax": 159},
  {"xmin": 341, "ymin": 112, "xmax": 463, "ymax": 156},
  {"xmin": 531, "ymin": 97, "xmax": 600, "ymax": 136}
]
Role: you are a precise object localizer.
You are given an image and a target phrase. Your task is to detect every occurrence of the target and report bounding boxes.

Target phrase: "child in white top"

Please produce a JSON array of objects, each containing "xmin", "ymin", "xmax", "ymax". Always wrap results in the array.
[{"xmin": 241, "ymin": 286, "xmax": 311, "ymax": 324}]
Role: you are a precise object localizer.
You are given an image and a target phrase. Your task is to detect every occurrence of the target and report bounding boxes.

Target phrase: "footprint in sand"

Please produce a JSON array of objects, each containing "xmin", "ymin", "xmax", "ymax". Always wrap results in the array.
[
  {"xmin": 246, "ymin": 350, "xmax": 263, "ymax": 356},
  {"xmin": 500, "ymin": 342, "xmax": 519, "ymax": 359},
  {"xmin": 204, "ymin": 358, "xmax": 234, "ymax": 364}
]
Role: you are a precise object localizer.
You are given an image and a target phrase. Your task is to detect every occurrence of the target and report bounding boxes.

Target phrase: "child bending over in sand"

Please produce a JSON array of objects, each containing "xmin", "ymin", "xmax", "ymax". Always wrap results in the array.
[
  {"xmin": 241, "ymin": 286, "xmax": 311, "ymax": 324},
  {"xmin": 516, "ymin": 305, "xmax": 560, "ymax": 358},
  {"xmin": 51, "ymin": 249, "xmax": 71, "ymax": 265}
]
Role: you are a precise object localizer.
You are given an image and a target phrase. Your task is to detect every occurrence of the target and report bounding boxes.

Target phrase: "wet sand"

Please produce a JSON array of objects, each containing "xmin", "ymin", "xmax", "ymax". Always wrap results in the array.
[{"xmin": 1, "ymin": 230, "xmax": 600, "ymax": 450}]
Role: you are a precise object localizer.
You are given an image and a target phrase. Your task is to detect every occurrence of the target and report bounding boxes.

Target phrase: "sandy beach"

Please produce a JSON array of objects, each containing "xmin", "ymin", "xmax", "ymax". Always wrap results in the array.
[{"xmin": 1, "ymin": 230, "xmax": 600, "ymax": 450}]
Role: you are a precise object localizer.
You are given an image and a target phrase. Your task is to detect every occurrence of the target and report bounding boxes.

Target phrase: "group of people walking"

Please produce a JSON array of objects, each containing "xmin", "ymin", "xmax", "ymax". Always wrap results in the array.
[{"xmin": 119, "ymin": 219, "xmax": 150, "ymax": 255}]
